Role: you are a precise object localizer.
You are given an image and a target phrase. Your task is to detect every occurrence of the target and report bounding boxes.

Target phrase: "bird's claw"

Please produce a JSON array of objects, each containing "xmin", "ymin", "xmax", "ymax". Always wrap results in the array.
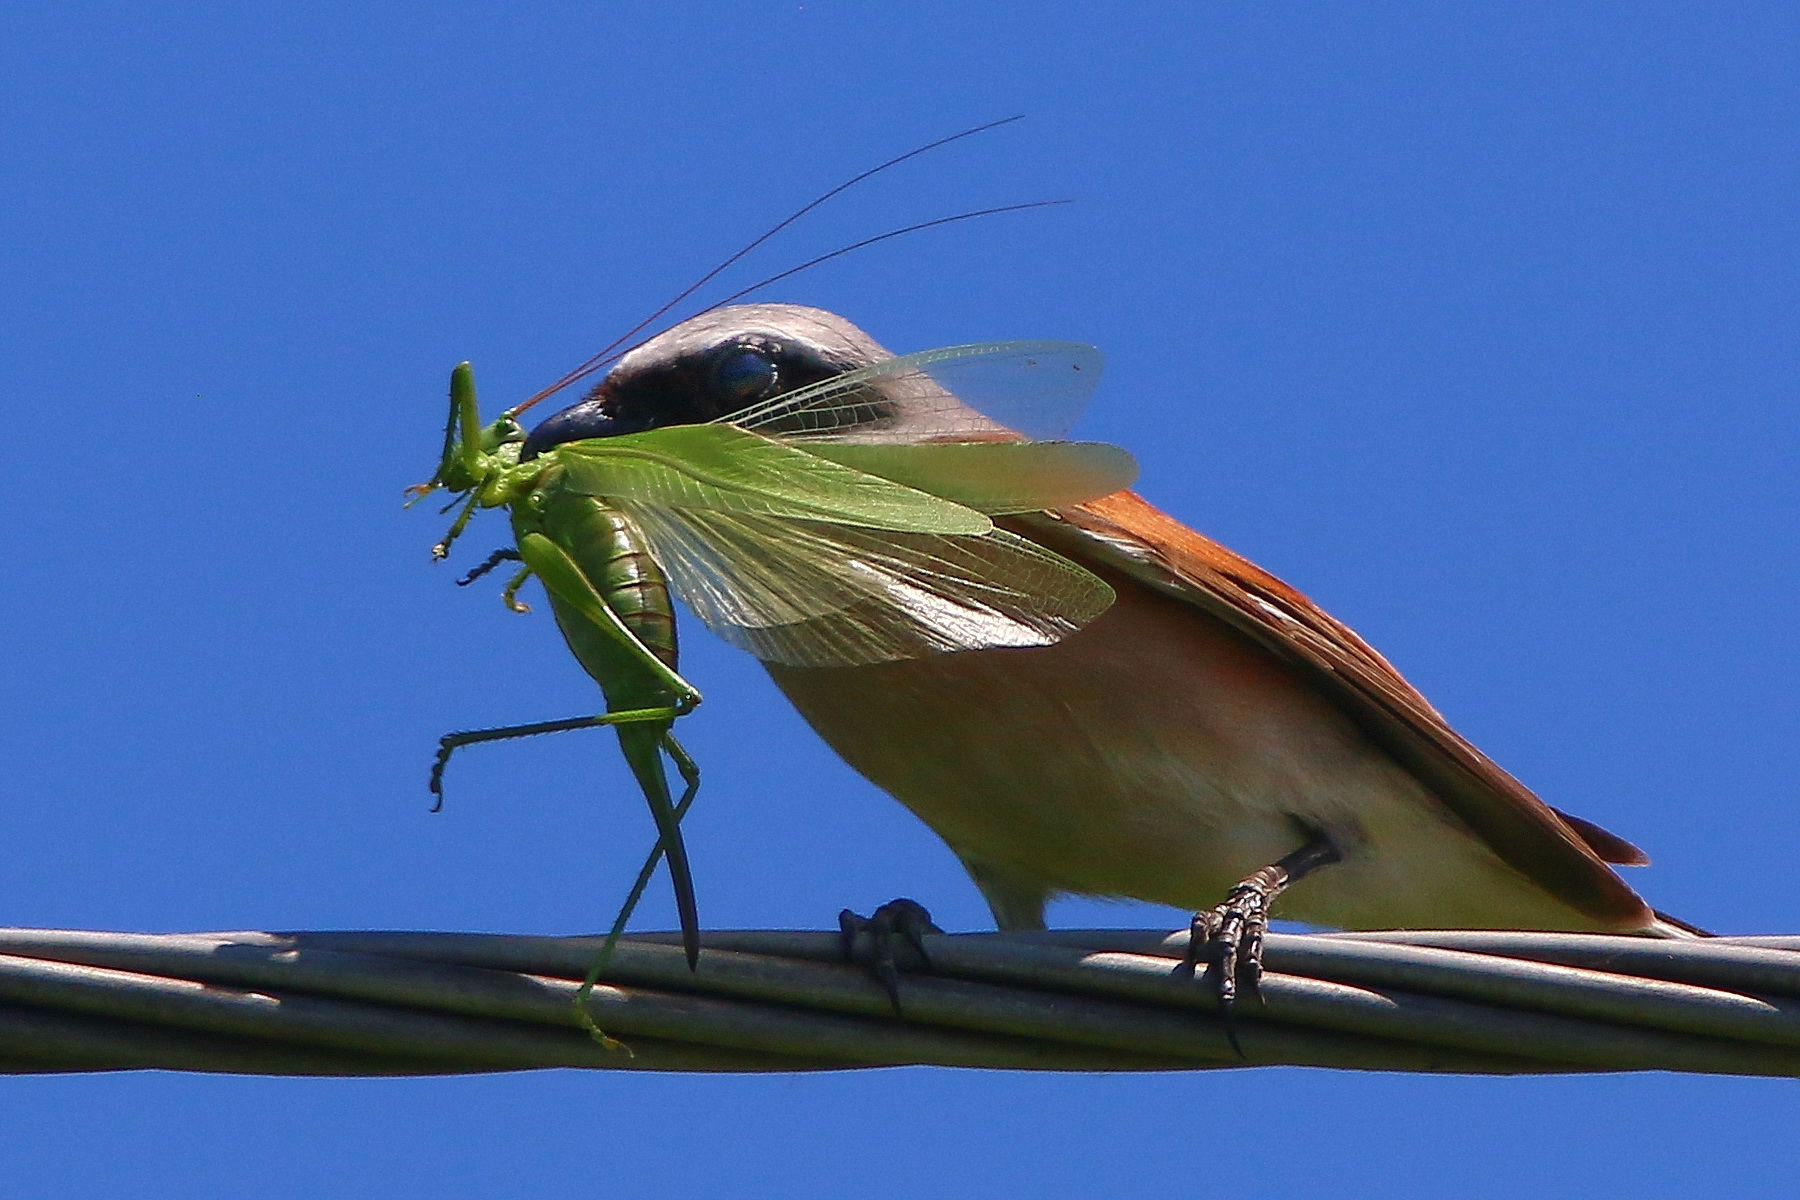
[
  {"xmin": 1176, "ymin": 865, "xmax": 1286, "ymax": 1054},
  {"xmin": 1183, "ymin": 875, "xmax": 1275, "ymax": 1007},
  {"xmin": 839, "ymin": 898, "xmax": 943, "ymax": 1015}
]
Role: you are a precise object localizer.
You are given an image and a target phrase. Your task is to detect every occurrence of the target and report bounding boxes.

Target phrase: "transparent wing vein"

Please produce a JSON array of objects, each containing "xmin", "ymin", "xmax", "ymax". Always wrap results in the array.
[
  {"xmin": 726, "ymin": 341, "xmax": 1103, "ymax": 444},
  {"xmin": 620, "ymin": 504, "xmax": 1115, "ymax": 667}
]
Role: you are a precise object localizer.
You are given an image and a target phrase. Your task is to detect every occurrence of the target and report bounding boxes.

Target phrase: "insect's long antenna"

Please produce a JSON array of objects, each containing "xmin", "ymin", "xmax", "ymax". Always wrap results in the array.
[
  {"xmin": 692, "ymin": 200, "xmax": 1070, "ymax": 316},
  {"xmin": 509, "ymin": 115, "xmax": 1026, "ymax": 418},
  {"xmin": 506, "ymin": 200, "xmax": 1066, "ymax": 420}
]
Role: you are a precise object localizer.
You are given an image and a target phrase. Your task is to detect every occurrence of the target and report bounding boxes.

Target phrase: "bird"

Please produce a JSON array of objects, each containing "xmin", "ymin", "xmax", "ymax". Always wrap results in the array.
[{"xmin": 521, "ymin": 302, "xmax": 1699, "ymax": 992}]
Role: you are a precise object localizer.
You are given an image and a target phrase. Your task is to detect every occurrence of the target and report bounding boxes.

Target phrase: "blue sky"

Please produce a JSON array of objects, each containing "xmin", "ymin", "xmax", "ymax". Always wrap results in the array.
[{"xmin": 5, "ymin": 3, "xmax": 1800, "ymax": 1196}]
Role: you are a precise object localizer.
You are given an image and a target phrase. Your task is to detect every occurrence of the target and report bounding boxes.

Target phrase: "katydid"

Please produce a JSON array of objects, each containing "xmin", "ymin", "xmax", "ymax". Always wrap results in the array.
[
  {"xmin": 412, "ymin": 364, "xmax": 708, "ymax": 992},
  {"xmin": 410, "ymin": 334, "xmax": 1136, "ymax": 1011}
]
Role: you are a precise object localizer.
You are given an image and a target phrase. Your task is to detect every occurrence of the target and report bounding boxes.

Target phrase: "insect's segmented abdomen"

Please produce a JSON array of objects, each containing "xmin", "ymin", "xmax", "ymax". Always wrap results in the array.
[{"xmin": 537, "ymin": 491, "xmax": 679, "ymax": 671}]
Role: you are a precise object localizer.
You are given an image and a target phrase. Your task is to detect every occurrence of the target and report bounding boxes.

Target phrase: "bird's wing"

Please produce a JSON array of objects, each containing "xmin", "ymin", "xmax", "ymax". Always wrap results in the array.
[{"xmin": 1012, "ymin": 489, "xmax": 1656, "ymax": 929}]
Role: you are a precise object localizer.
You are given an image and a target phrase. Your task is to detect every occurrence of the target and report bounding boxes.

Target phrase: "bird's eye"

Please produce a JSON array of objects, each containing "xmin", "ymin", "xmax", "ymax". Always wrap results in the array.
[{"xmin": 711, "ymin": 347, "xmax": 779, "ymax": 408}]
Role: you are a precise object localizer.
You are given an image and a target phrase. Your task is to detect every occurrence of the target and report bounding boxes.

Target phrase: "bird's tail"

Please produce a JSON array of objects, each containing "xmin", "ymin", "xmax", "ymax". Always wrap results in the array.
[{"xmin": 1645, "ymin": 909, "xmax": 1713, "ymax": 938}]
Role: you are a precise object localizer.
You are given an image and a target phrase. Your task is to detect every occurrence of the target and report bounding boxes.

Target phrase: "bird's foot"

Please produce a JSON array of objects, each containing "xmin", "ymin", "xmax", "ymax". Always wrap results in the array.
[
  {"xmin": 1178, "ymin": 865, "xmax": 1283, "ymax": 1014},
  {"xmin": 1174, "ymin": 828, "xmax": 1344, "ymax": 1055},
  {"xmin": 839, "ymin": 898, "xmax": 943, "ymax": 1015}
]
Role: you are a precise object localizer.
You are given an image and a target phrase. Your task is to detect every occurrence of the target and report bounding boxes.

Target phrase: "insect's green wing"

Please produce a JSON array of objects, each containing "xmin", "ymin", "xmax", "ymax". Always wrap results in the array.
[
  {"xmin": 618, "ymin": 504, "xmax": 1115, "ymax": 667},
  {"xmin": 546, "ymin": 421, "xmax": 1123, "ymax": 666},
  {"xmin": 802, "ymin": 441, "xmax": 1138, "ymax": 514},
  {"xmin": 551, "ymin": 425, "xmax": 990, "ymax": 534}
]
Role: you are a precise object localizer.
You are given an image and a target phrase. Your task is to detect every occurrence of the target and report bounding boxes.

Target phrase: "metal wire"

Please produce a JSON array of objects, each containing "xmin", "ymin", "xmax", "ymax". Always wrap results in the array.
[{"xmin": 0, "ymin": 926, "xmax": 1794, "ymax": 1077}]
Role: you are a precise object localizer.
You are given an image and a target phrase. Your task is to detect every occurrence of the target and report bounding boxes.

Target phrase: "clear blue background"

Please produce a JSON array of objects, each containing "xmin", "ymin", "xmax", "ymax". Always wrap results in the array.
[{"xmin": 4, "ymin": 2, "xmax": 1799, "ymax": 1195}]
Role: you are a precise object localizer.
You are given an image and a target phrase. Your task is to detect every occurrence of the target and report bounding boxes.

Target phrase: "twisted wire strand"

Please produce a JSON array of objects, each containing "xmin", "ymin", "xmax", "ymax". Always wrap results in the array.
[{"xmin": 0, "ymin": 926, "xmax": 1792, "ymax": 1077}]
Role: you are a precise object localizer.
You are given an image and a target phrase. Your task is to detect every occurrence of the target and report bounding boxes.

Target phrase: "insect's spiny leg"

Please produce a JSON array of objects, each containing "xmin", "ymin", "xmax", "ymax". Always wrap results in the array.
[
  {"xmin": 455, "ymin": 547, "xmax": 523, "ymax": 587},
  {"xmin": 501, "ymin": 565, "xmax": 533, "ymax": 613},
  {"xmin": 663, "ymin": 733, "xmax": 700, "ymax": 806},
  {"xmin": 432, "ymin": 494, "xmax": 481, "ymax": 559},
  {"xmin": 573, "ymin": 730, "xmax": 705, "ymax": 1042},
  {"xmin": 428, "ymin": 707, "xmax": 684, "ymax": 810}
]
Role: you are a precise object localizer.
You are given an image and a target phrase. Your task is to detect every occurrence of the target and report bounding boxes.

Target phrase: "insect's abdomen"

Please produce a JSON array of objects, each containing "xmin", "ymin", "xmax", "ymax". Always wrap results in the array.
[{"xmin": 531, "ymin": 489, "xmax": 680, "ymax": 672}]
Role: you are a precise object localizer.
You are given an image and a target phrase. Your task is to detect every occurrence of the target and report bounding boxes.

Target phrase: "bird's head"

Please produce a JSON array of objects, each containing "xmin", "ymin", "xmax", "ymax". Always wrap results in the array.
[{"xmin": 521, "ymin": 304, "xmax": 895, "ymax": 458}]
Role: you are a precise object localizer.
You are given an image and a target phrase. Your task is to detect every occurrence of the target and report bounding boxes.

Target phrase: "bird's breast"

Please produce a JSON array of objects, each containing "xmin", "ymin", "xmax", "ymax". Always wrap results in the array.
[{"xmin": 764, "ymin": 570, "xmax": 1615, "ymax": 932}]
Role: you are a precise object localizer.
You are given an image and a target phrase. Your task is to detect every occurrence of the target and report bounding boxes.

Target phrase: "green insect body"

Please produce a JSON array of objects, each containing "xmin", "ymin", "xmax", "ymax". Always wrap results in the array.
[
  {"xmin": 416, "ymin": 365, "xmax": 706, "ymax": 1031},
  {"xmin": 519, "ymin": 483, "xmax": 682, "ymax": 684}
]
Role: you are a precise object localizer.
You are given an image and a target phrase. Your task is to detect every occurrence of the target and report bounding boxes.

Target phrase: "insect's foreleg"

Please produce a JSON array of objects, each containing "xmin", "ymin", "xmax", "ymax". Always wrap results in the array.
[
  {"xmin": 430, "ymin": 706, "xmax": 687, "ymax": 810},
  {"xmin": 431, "ymin": 494, "xmax": 480, "ymax": 560},
  {"xmin": 401, "ymin": 371, "xmax": 467, "ymax": 508}
]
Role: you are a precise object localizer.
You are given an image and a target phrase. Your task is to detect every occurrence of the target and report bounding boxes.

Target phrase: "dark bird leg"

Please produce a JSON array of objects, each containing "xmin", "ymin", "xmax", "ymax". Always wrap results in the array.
[
  {"xmin": 1179, "ymin": 827, "xmax": 1343, "ymax": 1046},
  {"xmin": 839, "ymin": 898, "xmax": 943, "ymax": 1015}
]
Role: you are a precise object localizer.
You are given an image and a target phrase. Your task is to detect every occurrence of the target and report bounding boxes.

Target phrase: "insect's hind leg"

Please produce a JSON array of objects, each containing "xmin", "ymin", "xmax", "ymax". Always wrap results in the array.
[
  {"xmin": 663, "ymin": 732, "xmax": 700, "ymax": 809},
  {"xmin": 429, "ymin": 706, "xmax": 685, "ymax": 810},
  {"xmin": 573, "ymin": 732, "xmax": 705, "ymax": 1015},
  {"xmin": 609, "ymin": 733, "xmax": 702, "ymax": 908}
]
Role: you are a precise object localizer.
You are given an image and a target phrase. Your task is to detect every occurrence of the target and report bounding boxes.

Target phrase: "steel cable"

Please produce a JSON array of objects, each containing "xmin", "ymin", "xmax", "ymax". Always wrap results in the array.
[{"xmin": 0, "ymin": 927, "xmax": 1792, "ymax": 1077}]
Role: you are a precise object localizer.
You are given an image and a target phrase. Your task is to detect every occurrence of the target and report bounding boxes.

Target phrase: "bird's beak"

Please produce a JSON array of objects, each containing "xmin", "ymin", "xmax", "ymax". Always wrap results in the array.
[{"xmin": 522, "ymin": 397, "xmax": 651, "ymax": 459}]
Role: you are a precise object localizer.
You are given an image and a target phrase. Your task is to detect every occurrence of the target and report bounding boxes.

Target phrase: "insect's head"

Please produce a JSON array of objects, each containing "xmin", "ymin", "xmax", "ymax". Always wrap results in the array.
[
  {"xmin": 521, "ymin": 304, "xmax": 892, "ymax": 458},
  {"xmin": 408, "ymin": 362, "xmax": 537, "ymax": 559}
]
